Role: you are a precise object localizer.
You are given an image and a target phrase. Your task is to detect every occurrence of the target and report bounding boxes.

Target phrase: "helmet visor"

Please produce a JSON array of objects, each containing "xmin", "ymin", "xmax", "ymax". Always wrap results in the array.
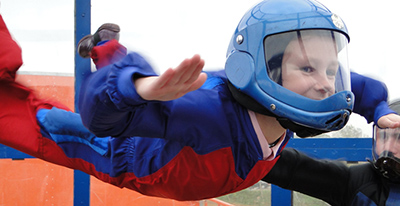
[
  {"xmin": 373, "ymin": 127, "xmax": 400, "ymax": 160},
  {"xmin": 373, "ymin": 126, "xmax": 400, "ymax": 180},
  {"xmin": 264, "ymin": 30, "xmax": 350, "ymax": 101}
]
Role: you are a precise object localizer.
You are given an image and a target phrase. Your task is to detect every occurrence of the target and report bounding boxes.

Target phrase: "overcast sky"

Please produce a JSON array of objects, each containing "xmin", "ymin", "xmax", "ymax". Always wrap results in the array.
[{"xmin": 1, "ymin": 0, "xmax": 398, "ymax": 135}]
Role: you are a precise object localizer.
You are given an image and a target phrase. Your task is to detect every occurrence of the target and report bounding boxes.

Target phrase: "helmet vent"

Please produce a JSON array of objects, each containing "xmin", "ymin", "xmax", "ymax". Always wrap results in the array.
[
  {"xmin": 332, "ymin": 119, "xmax": 344, "ymax": 129},
  {"xmin": 325, "ymin": 113, "xmax": 349, "ymax": 130},
  {"xmin": 325, "ymin": 114, "xmax": 341, "ymax": 125}
]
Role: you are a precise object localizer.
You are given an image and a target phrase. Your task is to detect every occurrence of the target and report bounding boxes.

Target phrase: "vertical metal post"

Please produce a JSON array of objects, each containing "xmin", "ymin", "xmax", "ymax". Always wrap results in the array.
[
  {"xmin": 74, "ymin": 0, "xmax": 91, "ymax": 205},
  {"xmin": 75, "ymin": 0, "xmax": 92, "ymax": 114},
  {"xmin": 271, "ymin": 185, "xmax": 292, "ymax": 206}
]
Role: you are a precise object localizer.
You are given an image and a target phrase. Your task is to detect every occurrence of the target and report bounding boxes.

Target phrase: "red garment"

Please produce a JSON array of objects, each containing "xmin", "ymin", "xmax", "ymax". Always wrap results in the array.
[
  {"xmin": 0, "ymin": 15, "xmax": 22, "ymax": 81},
  {"xmin": 0, "ymin": 14, "xmax": 73, "ymax": 166},
  {"xmin": 0, "ymin": 14, "xmax": 124, "ymax": 166}
]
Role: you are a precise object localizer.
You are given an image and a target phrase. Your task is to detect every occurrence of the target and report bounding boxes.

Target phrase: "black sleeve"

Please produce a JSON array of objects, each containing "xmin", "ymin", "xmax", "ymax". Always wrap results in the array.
[{"xmin": 262, "ymin": 148, "xmax": 351, "ymax": 206}]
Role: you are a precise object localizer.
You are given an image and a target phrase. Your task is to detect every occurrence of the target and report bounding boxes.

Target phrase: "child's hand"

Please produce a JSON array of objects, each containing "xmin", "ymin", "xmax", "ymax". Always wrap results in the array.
[
  {"xmin": 135, "ymin": 54, "xmax": 207, "ymax": 101},
  {"xmin": 377, "ymin": 113, "xmax": 400, "ymax": 128}
]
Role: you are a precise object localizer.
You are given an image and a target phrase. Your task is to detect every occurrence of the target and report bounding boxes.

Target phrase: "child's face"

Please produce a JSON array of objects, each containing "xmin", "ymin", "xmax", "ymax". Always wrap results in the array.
[{"xmin": 281, "ymin": 35, "xmax": 338, "ymax": 100}]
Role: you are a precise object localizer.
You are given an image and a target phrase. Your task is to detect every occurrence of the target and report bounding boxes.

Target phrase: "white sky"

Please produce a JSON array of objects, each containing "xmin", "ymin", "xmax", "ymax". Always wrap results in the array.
[{"xmin": 1, "ymin": 0, "xmax": 398, "ymax": 135}]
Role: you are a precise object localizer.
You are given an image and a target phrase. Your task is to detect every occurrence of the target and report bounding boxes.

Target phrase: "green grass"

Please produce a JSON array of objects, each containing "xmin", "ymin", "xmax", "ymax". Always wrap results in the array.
[
  {"xmin": 216, "ymin": 182, "xmax": 329, "ymax": 206},
  {"xmin": 218, "ymin": 188, "xmax": 270, "ymax": 206}
]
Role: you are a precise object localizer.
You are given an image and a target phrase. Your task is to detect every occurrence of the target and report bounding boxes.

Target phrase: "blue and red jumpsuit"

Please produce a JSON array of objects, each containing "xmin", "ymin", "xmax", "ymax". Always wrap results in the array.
[{"xmin": 0, "ymin": 14, "xmax": 394, "ymax": 201}]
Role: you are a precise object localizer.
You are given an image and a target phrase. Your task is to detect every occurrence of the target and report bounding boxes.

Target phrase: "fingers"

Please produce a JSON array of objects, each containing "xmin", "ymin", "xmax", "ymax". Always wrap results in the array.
[
  {"xmin": 184, "ymin": 55, "xmax": 205, "ymax": 84},
  {"xmin": 164, "ymin": 54, "xmax": 204, "ymax": 87},
  {"xmin": 185, "ymin": 72, "xmax": 208, "ymax": 92},
  {"xmin": 377, "ymin": 113, "xmax": 400, "ymax": 128},
  {"xmin": 388, "ymin": 120, "xmax": 400, "ymax": 128},
  {"xmin": 136, "ymin": 55, "xmax": 206, "ymax": 101},
  {"xmin": 155, "ymin": 67, "xmax": 175, "ymax": 89},
  {"xmin": 392, "ymin": 122, "xmax": 400, "ymax": 128}
]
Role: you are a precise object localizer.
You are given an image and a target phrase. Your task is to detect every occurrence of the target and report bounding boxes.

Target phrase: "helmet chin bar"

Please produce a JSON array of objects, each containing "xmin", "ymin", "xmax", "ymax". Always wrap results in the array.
[
  {"xmin": 374, "ymin": 153, "xmax": 400, "ymax": 183},
  {"xmin": 277, "ymin": 118, "xmax": 329, "ymax": 138},
  {"xmin": 228, "ymin": 82, "xmax": 333, "ymax": 138}
]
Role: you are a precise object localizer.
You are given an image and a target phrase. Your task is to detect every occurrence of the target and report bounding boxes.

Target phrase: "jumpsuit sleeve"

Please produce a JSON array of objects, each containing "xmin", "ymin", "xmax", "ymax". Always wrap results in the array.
[
  {"xmin": 351, "ymin": 72, "xmax": 396, "ymax": 124},
  {"xmin": 78, "ymin": 52, "xmax": 159, "ymax": 137},
  {"xmin": 262, "ymin": 148, "xmax": 350, "ymax": 206},
  {"xmin": 78, "ymin": 52, "xmax": 234, "ymax": 143}
]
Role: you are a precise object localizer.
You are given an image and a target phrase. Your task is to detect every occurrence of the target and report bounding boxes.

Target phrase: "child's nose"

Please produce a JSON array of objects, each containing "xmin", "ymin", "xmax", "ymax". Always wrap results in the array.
[{"xmin": 315, "ymin": 73, "xmax": 334, "ymax": 94}]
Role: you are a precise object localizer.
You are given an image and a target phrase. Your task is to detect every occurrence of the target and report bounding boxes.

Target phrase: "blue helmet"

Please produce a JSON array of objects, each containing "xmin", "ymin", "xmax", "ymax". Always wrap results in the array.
[{"xmin": 225, "ymin": 0, "xmax": 354, "ymax": 137}]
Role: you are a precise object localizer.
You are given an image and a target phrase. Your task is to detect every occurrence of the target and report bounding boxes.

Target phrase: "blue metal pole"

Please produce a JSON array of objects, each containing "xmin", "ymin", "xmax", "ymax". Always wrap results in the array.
[
  {"xmin": 271, "ymin": 185, "xmax": 292, "ymax": 206},
  {"xmin": 74, "ymin": 0, "xmax": 91, "ymax": 205},
  {"xmin": 75, "ymin": 0, "xmax": 91, "ymax": 114}
]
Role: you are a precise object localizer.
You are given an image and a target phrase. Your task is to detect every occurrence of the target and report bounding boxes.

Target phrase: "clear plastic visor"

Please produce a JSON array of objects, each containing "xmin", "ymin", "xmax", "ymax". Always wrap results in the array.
[
  {"xmin": 373, "ymin": 127, "xmax": 400, "ymax": 160},
  {"xmin": 373, "ymin": 126, "xmax": 400, "ymax": 179},
  {"xmin": 264, "ymin": 30, "xmax": 350, "ymax": 101}
]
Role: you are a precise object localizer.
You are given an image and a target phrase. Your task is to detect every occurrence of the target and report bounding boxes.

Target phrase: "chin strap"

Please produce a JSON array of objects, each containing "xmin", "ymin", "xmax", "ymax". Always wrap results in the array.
[{"xmin": 227, "ymin": 81, "xmax": 275, "ymax": 116}]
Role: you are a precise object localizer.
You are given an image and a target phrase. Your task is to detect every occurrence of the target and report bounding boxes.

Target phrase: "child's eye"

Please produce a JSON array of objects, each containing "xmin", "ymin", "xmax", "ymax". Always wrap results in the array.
[
  {"xmin": 300, "ymin": 67, "xmax": 314, "ymax": 73},
  {"xmin": 326, "ymin": 69, "xmax": 337, "ymax": 77}
]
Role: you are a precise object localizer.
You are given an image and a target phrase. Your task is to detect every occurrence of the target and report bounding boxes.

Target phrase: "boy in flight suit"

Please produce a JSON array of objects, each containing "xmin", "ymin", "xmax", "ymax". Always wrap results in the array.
[{"xmin": 1, "ymin": 0, "xmax": 400, "ymax": 201}]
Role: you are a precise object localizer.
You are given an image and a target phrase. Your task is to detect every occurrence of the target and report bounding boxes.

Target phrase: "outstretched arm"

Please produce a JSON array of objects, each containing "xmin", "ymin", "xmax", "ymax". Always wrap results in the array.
[
  {"xmin": 351, "ymin": 72, "xmax": 399, "ymax": 127},
  {"xmin": 78, "ymin": 52, "xmax": 208, "ymax": 137},
  {"xmin": 263, "ymin": 148, "xmax": 350, "ymax": 206},
  {"xmin": 135, "ymin": 54, "xmax": 207, "ymax": 101}
]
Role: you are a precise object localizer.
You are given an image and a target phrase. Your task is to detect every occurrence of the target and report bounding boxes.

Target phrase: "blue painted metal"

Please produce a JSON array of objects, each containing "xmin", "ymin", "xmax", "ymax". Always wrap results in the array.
[
  {"xmin": 0, "ymin": 144, "xmax": 33, "ymax": 159},
  {"xmin": 74, "ymin": 0, "xmax": 91, "ymax": 205},
  {"xmin": 271, "ymin": 185, "xmax": 292, "ymax": 206},
  {"xmin": 74, "ymin": 0, "xmax": 92, "ymax": 114},
  {"xmin": 74, "ymin": 170, "xmax": 91, "ymax": 206},
  {"xmin": 288, "ymin": 138, "xmax": 372, "ymax": 161}
]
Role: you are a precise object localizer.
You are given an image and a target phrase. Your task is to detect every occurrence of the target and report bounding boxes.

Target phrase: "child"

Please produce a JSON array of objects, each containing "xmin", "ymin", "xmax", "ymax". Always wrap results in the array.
[
  {"xmin": 76, "ymin": 0, "xmax": 400, "ymax": 200},
  {"xmin": 1, "ymin": 0, "xmax": 400, "ymax": 201}
]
